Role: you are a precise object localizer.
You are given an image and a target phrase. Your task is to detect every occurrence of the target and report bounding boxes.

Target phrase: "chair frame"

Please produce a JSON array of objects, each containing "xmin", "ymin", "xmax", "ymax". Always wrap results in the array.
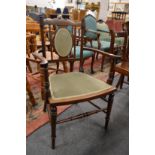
[
  {"xmin": 32, "ymin": 15, "xmax": 121, "ymax": 149},
  {"xmin": 107, "ymin": 30, "xmax": 128, "ymax": 88},
  {"xmin": 82, "ymin": 15, "xmax": 116, "ymax": 72}
]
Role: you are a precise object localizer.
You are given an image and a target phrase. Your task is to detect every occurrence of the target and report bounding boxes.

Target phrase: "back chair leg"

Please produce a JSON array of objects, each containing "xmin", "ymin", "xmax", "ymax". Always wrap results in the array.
[
  {"xmin": 91, "ymin": 54, "xmax": 95, "ymax": 74},
  {"xmin": 120, "ymin": 75, "xmax": 125, "ymax": 89},
  {"xmin": 105, "ymin": 93, "xmax": 114, "ymax": 130},
  {"xmin": 79, "ymin": 60, "xmax": 84, "ymax": 72},
  {"xmin": 26, "ymin": 78, "xmax": 37, "ymax": 106},
  {"xmin": 96, "ymin": 52, "xmax": 99, "ymax": 60},
  {"xmin": 56, "ymin": 62, "xmax": 59, "ymax": 74},
  {"xmin": 51, "ymin": 106, "xmax": 57, "ymax": 149},
  {"xmin": 70, "ymin": 61, "xmax": 74, "ymax": 72},
  {"xmin": 101, "ymin": 55, "xmax": 105, "ymax": 72},
  {"xmin": 116, "ymin": 74, "xmax": 124, "ymax": 89}
]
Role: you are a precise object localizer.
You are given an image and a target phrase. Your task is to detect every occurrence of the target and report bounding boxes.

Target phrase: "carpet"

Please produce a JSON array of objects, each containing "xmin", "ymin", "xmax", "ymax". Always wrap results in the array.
[
  {"xmin": 26, "ymin": 56, "xmax": 115, "ymax": 137},
  {"xmin": 27, "ymin": 82, "xmax": 129, "ymax": 154}
]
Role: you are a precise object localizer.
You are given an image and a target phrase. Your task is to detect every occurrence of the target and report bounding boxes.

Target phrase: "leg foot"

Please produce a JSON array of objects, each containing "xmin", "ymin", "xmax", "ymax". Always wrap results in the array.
[{"xmin": 105, "ymin": 93, "xmax": 114, "ymax": 130}]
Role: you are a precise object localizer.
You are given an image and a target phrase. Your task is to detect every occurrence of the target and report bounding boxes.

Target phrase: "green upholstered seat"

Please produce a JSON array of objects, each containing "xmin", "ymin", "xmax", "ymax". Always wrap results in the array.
[
  {"xmin": 72, "ymin": 46, "xmax": 94, "ymax": 59},
  {"xmin": 99, "ymin": 32, "xmax": 124, "ymax": 46},
  {"xmin": 49, "ymin": 72, "xmax": 113, "ymax": 100}
]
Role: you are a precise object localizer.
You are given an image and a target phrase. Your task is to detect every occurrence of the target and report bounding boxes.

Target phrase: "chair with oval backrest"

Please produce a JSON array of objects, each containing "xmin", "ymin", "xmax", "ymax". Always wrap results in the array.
[
  {"xmin": 32, "ymin": 15, "xmax": 120, "ymax": 149},
  {"xmin": 51, "ymin": 16, "xmax": 96, "ymax": 74}
]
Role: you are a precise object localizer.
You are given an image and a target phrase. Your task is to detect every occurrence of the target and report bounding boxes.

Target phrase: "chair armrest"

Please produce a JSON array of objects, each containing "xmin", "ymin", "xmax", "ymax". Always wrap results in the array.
[
  {"xmin": 32, "ymin": 51, "xmax": 48, "ymax": 65},
  {"xmin": 87, "ymin": 29, "xmax": 101, "ymax": 36},
  {"xmin": 83, "ymin": 47, "xmax": 121, "ymax": 59}
]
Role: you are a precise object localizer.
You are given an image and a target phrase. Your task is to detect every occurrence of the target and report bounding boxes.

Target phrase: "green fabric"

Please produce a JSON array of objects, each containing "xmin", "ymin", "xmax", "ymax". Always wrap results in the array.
[
  {"xmin": 96, "ymin": 22, "xmax": 124, "ymax": 46},
  {"xmin": 49, "ymin": 72, "xmax": 112, "ymax": 99},
  {"xmin": 72, "ymin": 46, "xmax": 93, "ymax": 59},
  {"xmin": 86, "ymin": 40, "xmax": 111, "ymax": 52},
  {"xmin": 84, "ymin": 15, "xmax": 97, "ymax": 39},
  {"xmin": 97, "ymin": 22, "xmax": 109, "ymax": 32}
]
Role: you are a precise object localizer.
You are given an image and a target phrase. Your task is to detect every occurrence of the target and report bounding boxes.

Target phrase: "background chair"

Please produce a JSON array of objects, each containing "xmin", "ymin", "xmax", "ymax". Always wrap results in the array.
[
  {"xmin": 107, "ymin": 30, "xmax": 128, "ymax": 89},
  {"xmin": 82, "ymin": 15, "xmax": 115, "ymax": 71},
  {"xmin": 32, "ymin": 16, "xmax": 120, "ymax": 149},
  {"xmin": 51, "ymin": 16, "xmax": 95, "ymax": 73},
  {"xmin": 71, "ymin": 9, "xmax": 79, "ymax": 21},
  {"xmin": 78, "ymin": 9, "xmax": 87, "ymax": 21}
]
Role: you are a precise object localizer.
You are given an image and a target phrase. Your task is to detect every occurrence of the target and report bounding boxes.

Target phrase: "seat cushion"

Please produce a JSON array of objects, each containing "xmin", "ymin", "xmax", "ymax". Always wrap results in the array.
[
  {"xmin": 49, "ymin": 72, "xmax": 114, "ymax": 101},
  {"xmin": 72, "ymin": 46, "xmax": 94, "ymax": 59}
]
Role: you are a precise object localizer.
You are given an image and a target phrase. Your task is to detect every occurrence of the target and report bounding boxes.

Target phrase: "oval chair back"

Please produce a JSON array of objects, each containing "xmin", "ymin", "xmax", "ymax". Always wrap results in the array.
[{"xmin": 39, "ymin": 15, "xmax": 81, "ymax": 70}]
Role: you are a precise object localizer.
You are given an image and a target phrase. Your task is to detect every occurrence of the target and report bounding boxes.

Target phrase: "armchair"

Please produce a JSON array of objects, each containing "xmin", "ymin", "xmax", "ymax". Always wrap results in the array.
[
  {"xmin": 32, "ymin": 15, "xmax": 120, "ymax": 149},
  {"xmin": 82, "ymin": 15, "xmax": 115, "ymax": 71}
]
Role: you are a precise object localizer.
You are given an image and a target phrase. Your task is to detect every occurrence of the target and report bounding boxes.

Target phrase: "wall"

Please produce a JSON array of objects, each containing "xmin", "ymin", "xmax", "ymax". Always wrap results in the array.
[{"xmin": 26, "ymin": 0, "xmax": 128, "ymax": 21}]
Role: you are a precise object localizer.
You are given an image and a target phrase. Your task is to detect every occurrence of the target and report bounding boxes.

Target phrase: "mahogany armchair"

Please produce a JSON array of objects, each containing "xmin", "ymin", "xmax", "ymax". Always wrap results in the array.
[{"xmin": 32, "ymin": 15, "xmax": 120, "ymax": 149}]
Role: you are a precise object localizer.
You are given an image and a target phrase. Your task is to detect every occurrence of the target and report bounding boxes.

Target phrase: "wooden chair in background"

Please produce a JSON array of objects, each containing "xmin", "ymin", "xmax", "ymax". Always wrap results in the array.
[
  {"xmin": 78, "ymin": 9, "xmax": 87, "ymax": 21},
  {"xmin": 107, "ymin": 30, "xmax": 128, "ymax": 89},
  {"xmin": 82, "ymin": 14, "xmax": 116, "ymax": 71},
  {"xmin": 45, "ymin": 8, "xmax": 56, "ymax": 18},
  {"xmin": 32, "ymin": 15, "xmax": 120, "ymax": 149},
  {"xmin": 71, "ymin": 9, "xmax": 79, "ymax": 21}
]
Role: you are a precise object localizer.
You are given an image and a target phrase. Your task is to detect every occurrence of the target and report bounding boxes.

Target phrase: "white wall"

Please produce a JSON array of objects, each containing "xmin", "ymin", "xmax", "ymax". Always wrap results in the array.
[{"xmin": 98, "ymin": 0, "xmax": 108, "ymax": 21}]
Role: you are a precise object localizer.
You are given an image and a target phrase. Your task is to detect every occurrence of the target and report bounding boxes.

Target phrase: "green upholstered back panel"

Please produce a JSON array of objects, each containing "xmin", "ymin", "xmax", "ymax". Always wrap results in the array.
[
  {"xmin": 84, "ymin": 15, "xmax": 97, "ymax": 39},
  {"xmin": 54, "ymin": 28, "xmax": 72, "ymax": 57}
]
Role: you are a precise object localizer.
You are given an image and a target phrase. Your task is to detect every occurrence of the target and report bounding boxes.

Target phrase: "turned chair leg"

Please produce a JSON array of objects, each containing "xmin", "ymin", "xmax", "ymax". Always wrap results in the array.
[
  {"xmin": 79, "ymin": 60, "xmax": 84, "ymax": 72},
  {"xmin": 26, "ymin": 78, "xmax": 37, "ymax": 106},
  {"xmin": 120, "ymin": 75, "xmax": 124, "ymax": 89},
  {"xmin": 70, "ymin": 61, "xmax": 74, "ymax": 72},
  {"xmin": 91, "ymin": 54, "xmax": 95, "ymax": 74},
  {"xmin": 56, "ymin": 62, "xmax": 59, "ymax": 74},
  {"xmin": 105, "ymin": 93, "xmax": 114, "ymax": 130},
  {"xmin": 96, "ymin": 52, "xmax": 99, "ymax": 60},
  {"xmin": 116, "ymin": 74, "xmax": 124, "ymax": 89},
  {"xmin": 51, "ymin": 106, "xmax": 57, "ymax": 149},
  {"xmin": 101, "ymin": 55, "xmax": 105, "ymax": 72}
]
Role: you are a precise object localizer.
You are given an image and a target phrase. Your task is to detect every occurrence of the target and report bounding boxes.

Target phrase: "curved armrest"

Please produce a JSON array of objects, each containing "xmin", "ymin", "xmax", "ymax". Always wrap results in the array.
[
  {"xmin": 87, "ymin": 29, "xmax": 100, "ymax": 36},
  {"xmin": 83, "ymin": 47, "xmax": 121, "ymax": 59},
  {"xmin": 32, "ymin": 51, "xmax": 48, "ymax": 65}
]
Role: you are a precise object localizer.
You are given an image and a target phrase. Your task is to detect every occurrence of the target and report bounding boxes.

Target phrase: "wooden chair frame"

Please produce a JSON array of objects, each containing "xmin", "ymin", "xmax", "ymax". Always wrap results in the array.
[
  {"xmin": 82, "ymin": 14, "xmax": 116, "ymax": 71},
  {"xmin": 32, "ymin": 15, "xmax": 121, "ymax": 149}
]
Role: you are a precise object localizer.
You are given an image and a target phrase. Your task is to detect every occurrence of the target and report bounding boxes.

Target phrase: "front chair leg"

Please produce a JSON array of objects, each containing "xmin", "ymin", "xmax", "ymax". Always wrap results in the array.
[
  {"xmin": 105, "ymin": 93, "xmax": 114, "ymax": 130},
  {"xmin": 51, "ymin": 106, "xmax": 57, "ymax": 149}
]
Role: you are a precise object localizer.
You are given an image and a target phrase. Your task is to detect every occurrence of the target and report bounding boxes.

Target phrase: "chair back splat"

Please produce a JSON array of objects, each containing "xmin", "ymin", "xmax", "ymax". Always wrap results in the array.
[
  {"xmin": 39, "ymin": 15, "xmax": 80, "ymax": 63},
  {"xmin": 32, "ymin": 15, "xmax": 120, "ymax": 149}
]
